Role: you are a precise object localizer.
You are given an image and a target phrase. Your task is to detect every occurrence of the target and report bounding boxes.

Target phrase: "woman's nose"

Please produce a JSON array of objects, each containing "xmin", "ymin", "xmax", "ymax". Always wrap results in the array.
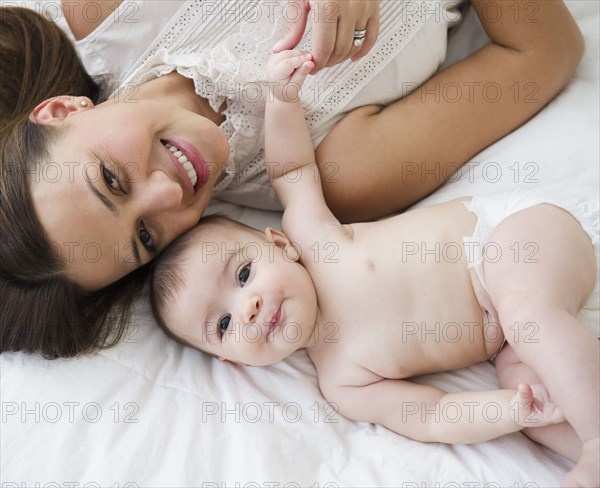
[
  {"xmin": 135, "ymin": 169, "xmax": 184, "ymax": 214},
  {"xmin": 243, "ymin": 294, "xmax": 262, "ymax": 324}
]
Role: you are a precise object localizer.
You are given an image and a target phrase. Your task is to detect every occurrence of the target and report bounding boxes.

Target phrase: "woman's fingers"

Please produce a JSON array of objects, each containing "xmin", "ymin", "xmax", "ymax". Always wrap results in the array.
[
  {"xmin": 309, "ymin": 1, "xmax": 338, "ymax": 72},
  {"xmin": 351, "ymin": 13, "xmax": 380, "ymax": 62},
  {"xmin": 311, "ymin": 0, "xmax": 380, "ymax": 72},
  {"xmin": 333, "ymin": 16, "xmax": 365, "ymax": 66},
  {"xmin": 273, "ymin": 0, "xmax": 310, "ymax": 52},
  {"xmin": 273, "ymin": 1, "xmax": 381, "ymax": 72}
]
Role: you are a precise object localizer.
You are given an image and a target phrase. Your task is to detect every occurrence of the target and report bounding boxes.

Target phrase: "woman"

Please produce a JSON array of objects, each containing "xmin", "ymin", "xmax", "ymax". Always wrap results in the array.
[{"xmin": 0, "ymin": 1, "xmax": 584, "ymax": 358}]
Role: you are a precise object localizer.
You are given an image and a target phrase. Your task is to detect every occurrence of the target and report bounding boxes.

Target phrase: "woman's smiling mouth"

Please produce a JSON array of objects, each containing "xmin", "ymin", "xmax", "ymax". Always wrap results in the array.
[
  {"xmin": 165, "ymin": 141, "xmax": 197, "ymax": 186},
  {"xmin": 162, "ymin": 139, "xmax": 209, "ymax": 195}
]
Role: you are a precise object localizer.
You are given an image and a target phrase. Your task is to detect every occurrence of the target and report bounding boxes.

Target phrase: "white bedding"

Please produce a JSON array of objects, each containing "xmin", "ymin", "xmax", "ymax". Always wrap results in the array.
[{"xmin": 2, "ymin": 1, "xmax": 598, "ymax": 486}]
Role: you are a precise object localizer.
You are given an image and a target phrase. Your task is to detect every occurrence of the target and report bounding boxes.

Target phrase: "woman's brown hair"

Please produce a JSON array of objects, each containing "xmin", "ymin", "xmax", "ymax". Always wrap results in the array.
[{"xmin": 0, "ymin": 7, "xmax": 147, "ymax": 358}]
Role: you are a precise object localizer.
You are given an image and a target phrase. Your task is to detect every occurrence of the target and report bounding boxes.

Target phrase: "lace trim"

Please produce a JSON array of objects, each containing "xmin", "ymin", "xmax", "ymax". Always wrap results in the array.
[
  {"xmin": 301, "ymin": 0, "xmax": 427, "ymax": 128},
  {"xmin": 115, "ymin": 0, "xmax": 459, "ymax": 197}
]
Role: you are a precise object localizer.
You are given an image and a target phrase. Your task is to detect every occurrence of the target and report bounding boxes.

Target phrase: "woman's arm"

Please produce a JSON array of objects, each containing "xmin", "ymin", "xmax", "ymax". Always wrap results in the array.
[{"xmin": 316, "ymin": 0, "xmax": 585, "ymax": 221}]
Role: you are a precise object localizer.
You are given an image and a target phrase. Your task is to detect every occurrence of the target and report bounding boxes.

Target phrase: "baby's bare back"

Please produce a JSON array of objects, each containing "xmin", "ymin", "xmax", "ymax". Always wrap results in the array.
[{"xmin": 306, "ymin": 198, "xmax": 503, "ymax": 387}]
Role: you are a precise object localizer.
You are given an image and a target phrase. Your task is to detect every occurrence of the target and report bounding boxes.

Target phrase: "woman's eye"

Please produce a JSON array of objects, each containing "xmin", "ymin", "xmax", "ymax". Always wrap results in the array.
[
  {"xmin": 101, "ymin": 165, "xmax": 123, "ymax": 193},
  {"xmin": 238, "ymin": 263, "xmax": 251, "ymax": 285},
  {"xmin": 218, "ymin": 315, "xmax": 231, "ymax": 337},
  {"xmin": 139, "ymin": 223, "xmax": 155, "ymax": 253}
]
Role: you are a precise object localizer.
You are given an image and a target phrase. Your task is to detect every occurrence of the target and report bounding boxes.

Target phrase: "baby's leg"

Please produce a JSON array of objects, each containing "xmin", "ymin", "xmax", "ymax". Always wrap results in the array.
[
  {"xmin": 483, "ymin": 204, "xmax": 598, "ymax": 486},
  {"xmin": 495, "ymin": 343, "xmax": 581, "ymax": 462}
]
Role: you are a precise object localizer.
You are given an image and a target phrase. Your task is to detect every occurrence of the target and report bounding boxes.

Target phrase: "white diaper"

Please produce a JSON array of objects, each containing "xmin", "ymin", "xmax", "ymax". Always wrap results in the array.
[{"xmin": 463, "ymin": 189, "xmax": 600, "ymax": 337}]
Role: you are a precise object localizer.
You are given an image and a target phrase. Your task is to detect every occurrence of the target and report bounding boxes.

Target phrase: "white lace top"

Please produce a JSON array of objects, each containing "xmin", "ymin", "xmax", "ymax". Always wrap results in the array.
[{"xmin": 32, "ymin": 0, "xmax": 465, "ymax": 210}]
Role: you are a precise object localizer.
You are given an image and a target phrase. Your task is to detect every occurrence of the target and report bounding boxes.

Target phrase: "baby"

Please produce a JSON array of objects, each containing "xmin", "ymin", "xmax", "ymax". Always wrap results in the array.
[{"xmin": 150, "ymin": 51, "xmax": 599, "ymax": 486}]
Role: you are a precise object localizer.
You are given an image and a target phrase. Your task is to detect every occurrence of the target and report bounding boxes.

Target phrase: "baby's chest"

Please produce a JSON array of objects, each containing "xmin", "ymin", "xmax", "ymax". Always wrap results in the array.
[
  {"xmin": 317, "ymin": 278, "xmax": 488, "ymax": 380},
  {"xmin": 316, "ymin": 308, "xmax": 426, "ymax": 380},
  {"xmin": 311, "ymin": 239, "xmax": 488, "ymax": 378}
]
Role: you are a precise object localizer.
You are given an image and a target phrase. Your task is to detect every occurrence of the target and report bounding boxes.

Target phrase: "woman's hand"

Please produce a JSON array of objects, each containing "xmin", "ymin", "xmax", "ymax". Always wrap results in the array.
[{"xmin": 273, "ymin": 0, "xmax": 380, "ymax": 73}]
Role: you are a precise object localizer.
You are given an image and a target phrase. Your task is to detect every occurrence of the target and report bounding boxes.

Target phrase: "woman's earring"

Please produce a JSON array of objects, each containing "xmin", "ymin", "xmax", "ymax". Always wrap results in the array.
[{"xmin": 80, "ymin": 99, "xmax": 89, "ymax": 107}]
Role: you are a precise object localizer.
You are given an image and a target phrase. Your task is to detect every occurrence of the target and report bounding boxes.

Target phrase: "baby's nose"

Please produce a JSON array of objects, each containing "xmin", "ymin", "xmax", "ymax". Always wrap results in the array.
[{"xmin": 244, "ymin": 295, "xmax": 262, "ymax": 324}]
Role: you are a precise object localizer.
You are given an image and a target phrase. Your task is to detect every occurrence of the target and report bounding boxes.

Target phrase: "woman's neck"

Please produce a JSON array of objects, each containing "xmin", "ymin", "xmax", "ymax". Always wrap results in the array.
[{"xmin": 137, "ymin": 71, "xmax": 225, "ymax": 126}]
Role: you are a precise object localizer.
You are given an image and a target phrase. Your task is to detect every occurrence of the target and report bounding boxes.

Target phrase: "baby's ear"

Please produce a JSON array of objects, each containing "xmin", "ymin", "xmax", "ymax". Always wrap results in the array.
[{"xmin": 264, "ymin": 227, "xmax": 300, "ymax": 262}]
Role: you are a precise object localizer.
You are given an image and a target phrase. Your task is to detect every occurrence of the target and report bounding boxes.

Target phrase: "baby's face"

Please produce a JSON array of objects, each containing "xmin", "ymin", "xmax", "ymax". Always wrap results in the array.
[{"xmin": 165, "ymin": 225, "xmax": 319, "ymax": 366}]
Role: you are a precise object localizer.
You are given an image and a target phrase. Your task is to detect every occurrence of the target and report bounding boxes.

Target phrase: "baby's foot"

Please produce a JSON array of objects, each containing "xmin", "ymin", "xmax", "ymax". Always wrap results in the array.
[{"xmin": 561, "ymin": 437, "xmax": 600, "ymax": 487}]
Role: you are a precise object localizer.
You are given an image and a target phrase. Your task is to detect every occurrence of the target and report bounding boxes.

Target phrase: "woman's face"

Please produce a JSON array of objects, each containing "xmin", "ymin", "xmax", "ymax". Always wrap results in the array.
[{"xmin": 29, "ymin": 96, "xmax": 230, "ymax": 290}]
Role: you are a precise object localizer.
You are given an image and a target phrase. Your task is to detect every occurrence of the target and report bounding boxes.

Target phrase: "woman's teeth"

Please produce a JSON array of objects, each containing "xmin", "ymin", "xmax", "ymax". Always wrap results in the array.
[{"xmin": 165, "ymin": 142, "xmax": 198, "ymax": 187}]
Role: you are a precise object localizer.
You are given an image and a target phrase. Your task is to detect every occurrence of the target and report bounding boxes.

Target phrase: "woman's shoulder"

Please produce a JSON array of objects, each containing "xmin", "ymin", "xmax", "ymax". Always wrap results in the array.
[
  {"xmin": 58, "ymin": 0, "xmax": 188, "ymax": 42},
  {"xmin": 27, "ymin": 0, "xmax": 188, "ymax": 85},
  {"xmin": 62, "ymin": 0, "xmax": 124, "ymax": 41}
]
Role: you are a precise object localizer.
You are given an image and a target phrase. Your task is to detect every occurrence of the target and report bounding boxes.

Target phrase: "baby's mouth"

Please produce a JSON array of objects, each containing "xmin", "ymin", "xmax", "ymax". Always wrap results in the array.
[{"xmin": 267, "ymin": 306, "xmax": 282, "ymax": 338}]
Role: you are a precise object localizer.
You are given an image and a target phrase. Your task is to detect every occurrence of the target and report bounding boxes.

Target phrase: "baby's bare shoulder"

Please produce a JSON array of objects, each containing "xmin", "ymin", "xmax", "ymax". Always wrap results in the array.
[
  {"xmin": 317, "ymin": 366, "xmax": 389, "ymax": 418},
  {"xmin": 310, "ymin": 345, "xmax": 382, "ymax": 397}
]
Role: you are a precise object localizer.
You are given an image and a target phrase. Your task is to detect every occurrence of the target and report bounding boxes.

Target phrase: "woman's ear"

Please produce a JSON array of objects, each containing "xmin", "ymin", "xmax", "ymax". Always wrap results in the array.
[
  {"xmin": 29, "ymin": 95, "xmax": 92, "ymax": 125},
  {"xmin": 264, "ymin": 227, "xmax": 300, "ymax": 262}
]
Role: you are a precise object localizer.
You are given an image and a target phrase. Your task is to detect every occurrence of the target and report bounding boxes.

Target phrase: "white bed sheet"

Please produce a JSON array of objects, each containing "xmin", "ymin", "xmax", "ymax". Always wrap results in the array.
[{"xmin": 1, "ymin": 1, "xmax": 598, "ymax": 486}]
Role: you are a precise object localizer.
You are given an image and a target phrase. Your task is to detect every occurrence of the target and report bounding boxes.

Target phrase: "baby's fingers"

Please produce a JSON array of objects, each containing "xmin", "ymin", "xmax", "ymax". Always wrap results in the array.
[
  {"xmin": 270, "ymin": 49, "xmax": 310, "ymax": 67},
  {"xmin": 510, "ymin": 384, "xmax": 537, "ymax": 426},
  {"xmin": 517, "ymin": 383, "xmax": 533, "ymax": 401},
  {"xmin": 290, "ymin": 60, "xmax": 314, "ymax": 87},
  {"xmin": 268, "ymin": 51, "xmax": 312, "ymax": 80},
  {"xmin": 283, "ymin": 52, "xmax": 313, "ymax": 72}
]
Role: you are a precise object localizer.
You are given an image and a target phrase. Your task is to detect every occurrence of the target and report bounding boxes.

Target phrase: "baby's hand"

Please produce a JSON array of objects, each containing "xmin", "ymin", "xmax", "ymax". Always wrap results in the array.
[
  {"xmin": 509, "ymin": 383, "xmax": 566, "ymax": 428},
  {"xmin": 266, "ymin": 50, "xmax": 314, "ymax": 102}
]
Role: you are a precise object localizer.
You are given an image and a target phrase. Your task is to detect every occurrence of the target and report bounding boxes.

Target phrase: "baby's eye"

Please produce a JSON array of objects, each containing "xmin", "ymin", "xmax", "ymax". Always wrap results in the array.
[
  {"xmin": 101, "ymin": 165, "xmax": 123, "ymax": 193},
  {"xmin": 218, "ymin": 315, "xmax": 231, "ymax": 338},
  {"xmin": 238, "ymin": 263, "xmax": 251, "ymax": 286}
]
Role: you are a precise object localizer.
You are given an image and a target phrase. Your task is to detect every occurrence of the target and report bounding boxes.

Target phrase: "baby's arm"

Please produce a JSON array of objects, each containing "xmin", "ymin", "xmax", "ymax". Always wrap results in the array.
[
  {"xmin": 264, "ymin": 50, "xmax": 339, "ymax": 229},
  {"xmin": 325, "ymin": 379, "xmax": 564, "ymax": 444}
]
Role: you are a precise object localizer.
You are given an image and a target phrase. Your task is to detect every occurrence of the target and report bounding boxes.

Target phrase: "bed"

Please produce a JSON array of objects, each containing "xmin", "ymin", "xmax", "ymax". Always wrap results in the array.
[{"xmin": 2, "ymin": 1, "xmax": 598, "ymax": 486}]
